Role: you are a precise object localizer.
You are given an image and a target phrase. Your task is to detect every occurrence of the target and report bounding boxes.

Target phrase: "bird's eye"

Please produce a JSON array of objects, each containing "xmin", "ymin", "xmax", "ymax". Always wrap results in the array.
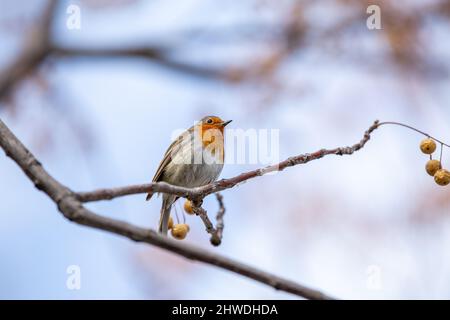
[{"xmin": 206, "ymin": 118, "xmax": 213, "ymax": 124}]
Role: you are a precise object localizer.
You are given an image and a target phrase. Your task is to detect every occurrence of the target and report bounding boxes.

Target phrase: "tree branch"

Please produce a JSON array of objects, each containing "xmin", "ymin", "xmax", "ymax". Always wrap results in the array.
[
  {"xmin": 51, "ymin": 46, "xmax": 226, "ymax": 80},
  {"xmin": 189, "ymin": 194, "xmax": 226, "ymax": 246},
  {"xmin": 77, "ymin": 120, "xmax": 380, "ymax": 202},
  {"xmin": 213, "ymin": 193, "xmax": 226, "ymax": 245},
  {"xmin": 0, "ymin": 118, "xmax": 333, "ymax": 300}
]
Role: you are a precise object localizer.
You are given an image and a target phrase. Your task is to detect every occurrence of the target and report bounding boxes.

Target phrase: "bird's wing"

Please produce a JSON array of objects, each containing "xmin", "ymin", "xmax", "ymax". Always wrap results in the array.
[
  {"xmin": 152, "ymin": 138, "xmax": 178, "ymax": 182},
  {"xmin": 146, "ymin": 129, "xmax": 191, "ymax": 200}
]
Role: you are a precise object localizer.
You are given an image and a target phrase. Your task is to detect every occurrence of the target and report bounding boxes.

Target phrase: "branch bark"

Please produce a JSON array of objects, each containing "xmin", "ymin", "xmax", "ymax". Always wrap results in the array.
[
  {"xmin": 213, "ymin": 193, "xmax": 226, "ymax": 246},
  {"xmin": 191, "ymin": 195, "xmax": 225, "ymax": 247},
  {"xmin": 0, "ymin": 118, "xmax": 333, "ymax": 300},
  {"xmin": 51, "ymin": 46, "xmax": 226, "ymax": 80}
]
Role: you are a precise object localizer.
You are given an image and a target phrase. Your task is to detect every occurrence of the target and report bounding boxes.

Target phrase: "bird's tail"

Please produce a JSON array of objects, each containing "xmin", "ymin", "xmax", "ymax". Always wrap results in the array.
[{"xmin": 158, "ymin": 195, "xmax": 175, "ymax": 235}]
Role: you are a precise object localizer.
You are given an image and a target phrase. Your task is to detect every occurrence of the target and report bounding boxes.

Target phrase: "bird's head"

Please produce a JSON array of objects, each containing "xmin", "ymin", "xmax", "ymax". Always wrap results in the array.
[{"xmin": 199, "ymin": 116, "xmax": 232, "ymax": 132}]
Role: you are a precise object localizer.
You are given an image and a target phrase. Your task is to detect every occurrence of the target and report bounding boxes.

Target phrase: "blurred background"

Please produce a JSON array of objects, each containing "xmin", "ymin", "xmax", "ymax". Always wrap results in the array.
[{"xmin": 1, "ymin": 0, "xmax": 450, "ymax": 299}]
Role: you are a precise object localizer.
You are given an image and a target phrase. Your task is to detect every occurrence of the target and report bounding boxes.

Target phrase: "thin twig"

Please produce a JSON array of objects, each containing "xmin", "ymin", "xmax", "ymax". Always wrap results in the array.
[
  {"xmin": 76, "ymin": 182, "xmax": 197, "ymax": 202},
  {"xmin": 378, "ymin": 121, "xmax": 450, "ymax": 148},
  {"xmin": 213, "ymin": 193, "xmax": 226, "ymax": 246},
  {"xmin": 78, "ymin": 120, "xmax": 450, "ymax": 204},
  {"xmin": 77, "ymin": 120, "xmax": 381, "ymax": 202},
  {"xmin": 191, "ymin": 194, "xmax": 226, "ymax": 246},
  {"xmin": 192, "ymin": 206, "xmax": 216, "ymax": 234}
]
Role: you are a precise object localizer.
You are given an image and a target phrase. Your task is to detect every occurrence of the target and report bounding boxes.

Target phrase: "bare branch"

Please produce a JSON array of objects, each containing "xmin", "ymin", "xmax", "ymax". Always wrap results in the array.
[
  {"xmin": 213, "ymin": 193, "xmax": 226, "ymax": 246},
  {"xmin": 51, "ymin": 46, "xmax": 226, "ymax": 80},
  {"xmin": 189, "ymin": 196, "xmax": 225, "ymax": 247},
  {"xmin": 77, "ymin": 120, "xmax": 380, "ymax": 202},
  {"xmin": 76, "ymin": 182, "xmax": 198, "ymax": 202},
  {"xmin": 192, "ymin": 205, "xmax": 216, "ymax": 235},
  {"xmin": 0, "ymin": 118, "xmax": 333, "ymax": 300},
  {"xmin": 192, "ymin": 194, "xmax": 226, "ymax": 246}
]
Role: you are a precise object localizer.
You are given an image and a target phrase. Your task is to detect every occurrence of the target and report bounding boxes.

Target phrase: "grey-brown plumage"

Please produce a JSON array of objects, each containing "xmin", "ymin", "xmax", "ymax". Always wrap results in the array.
[{"xmin": 147, "ymin": 116, "xmax": 231, "ymax": 235}]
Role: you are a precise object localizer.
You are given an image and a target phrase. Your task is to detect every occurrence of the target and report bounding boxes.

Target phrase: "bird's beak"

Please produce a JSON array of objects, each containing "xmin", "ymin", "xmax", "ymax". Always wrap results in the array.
[{"xmin": 222, "ymin": 120, "xmax": 232, "ymax": 127}]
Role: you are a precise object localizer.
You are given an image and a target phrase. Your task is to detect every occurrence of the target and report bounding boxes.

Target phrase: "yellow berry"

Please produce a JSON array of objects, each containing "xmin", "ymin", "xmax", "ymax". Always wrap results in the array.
[
  {"xmin": 168, "ymin": 216, "xmax": 174, "ymax": 230},
  {"xmin": 184, "ymin": 200, "xmax": 194, "ymax": 215},
  {"xmin": 420, "ymin": 138, "xmax": 436, "ymax": 154},
  {"xmin": 426, "ymin": 160, "xmax": 441, "ymax": 176},
  {"xmin": 434, "ymin": 169, "xmax": 450, "ymax": 186},
  {"xmin": 171, "ymin": 224, "xmax": 190, "ymax": 240}
]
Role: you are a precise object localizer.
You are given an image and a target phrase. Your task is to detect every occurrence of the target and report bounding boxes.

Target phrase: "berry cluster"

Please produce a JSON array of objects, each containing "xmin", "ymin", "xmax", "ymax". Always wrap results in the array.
[
  {"xmin": 168, "ymin": 200, "xmax": 195, "ymax": 240},
  {"xmin": 420, "ymin": 138, "xmax": 450, "ymax": 186}
]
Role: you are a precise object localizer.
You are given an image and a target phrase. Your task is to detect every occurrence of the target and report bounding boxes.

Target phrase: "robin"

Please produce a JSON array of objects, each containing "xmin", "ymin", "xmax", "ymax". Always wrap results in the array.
[{"xmin": 147, "ymin": 116, "xmax": 232, "ymax": 234}]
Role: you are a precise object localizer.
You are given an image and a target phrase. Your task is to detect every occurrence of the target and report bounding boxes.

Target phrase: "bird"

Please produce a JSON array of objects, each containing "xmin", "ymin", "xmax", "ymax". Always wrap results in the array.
[{"xmin": 147, "ymin": 116, "xmax": 232, "ymax": 235}]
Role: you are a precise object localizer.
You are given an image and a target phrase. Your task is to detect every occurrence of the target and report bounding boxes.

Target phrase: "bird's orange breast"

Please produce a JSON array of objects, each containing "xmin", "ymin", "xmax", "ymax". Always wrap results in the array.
[{"xmin": 197, "ymin": 124, "xmax": 225, "ymax": 162}]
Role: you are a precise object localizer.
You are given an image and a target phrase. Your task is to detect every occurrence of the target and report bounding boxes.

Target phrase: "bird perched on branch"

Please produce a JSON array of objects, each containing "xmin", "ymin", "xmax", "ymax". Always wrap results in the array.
[{"xmin": 147, "ymin": 116, "xmax": 232, "ymax": 234}]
